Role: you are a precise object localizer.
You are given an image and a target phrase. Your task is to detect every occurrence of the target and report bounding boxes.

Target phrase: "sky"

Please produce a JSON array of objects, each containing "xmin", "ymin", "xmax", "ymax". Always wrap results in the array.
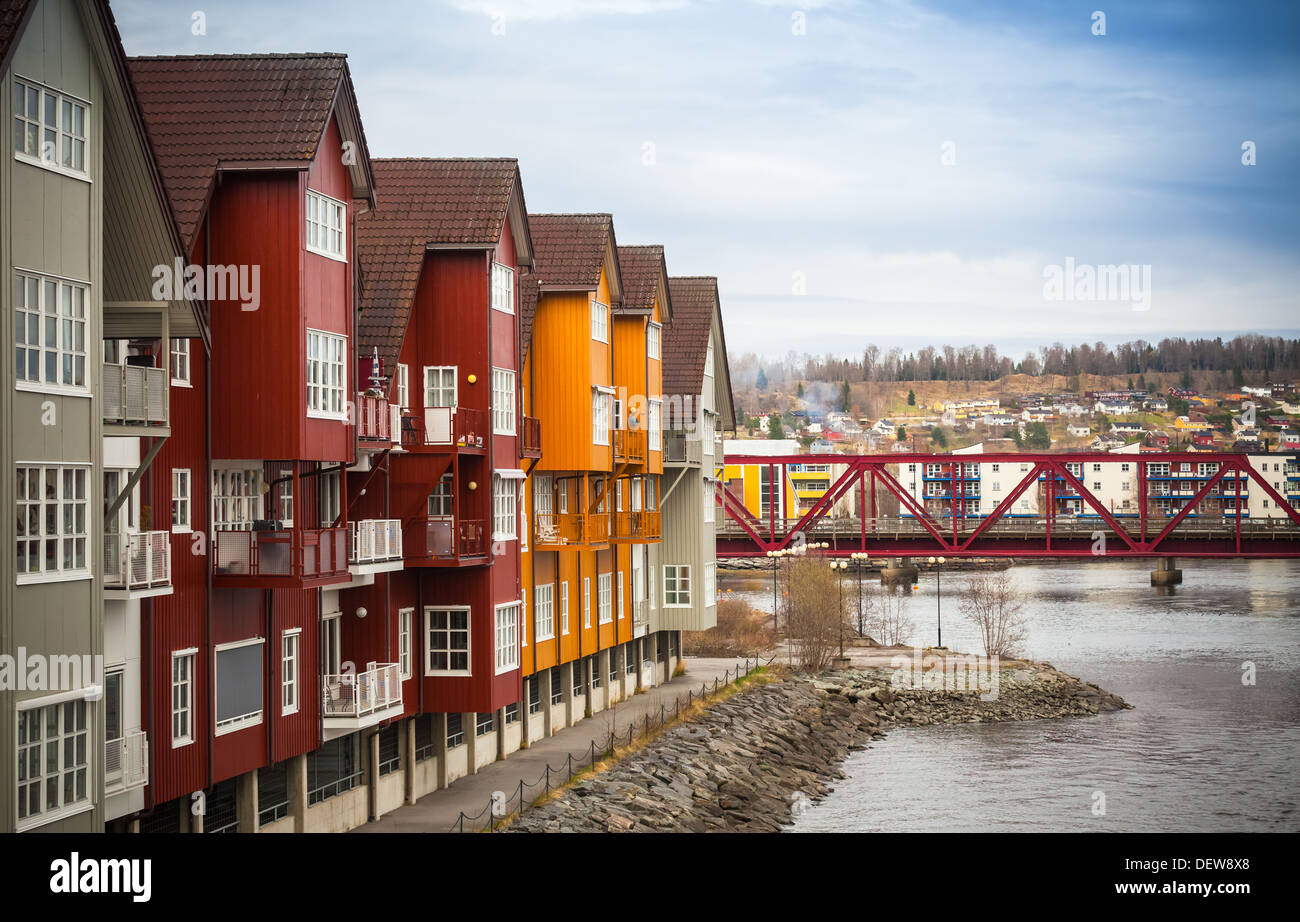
[{"xmin": 114, "ymin": 0, "xmax": 1300, "ymax": 359}]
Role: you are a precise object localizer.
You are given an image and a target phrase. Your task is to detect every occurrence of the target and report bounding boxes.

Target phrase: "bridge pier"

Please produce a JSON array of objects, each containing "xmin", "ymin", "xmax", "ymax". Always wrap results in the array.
[
  {"xmin": 1151, "ymin": 557, "xmax": 1183, "ymax": 586},
  {"xmin": 881, "ymin": 557, "xmax": 920, "ymax": 585}
]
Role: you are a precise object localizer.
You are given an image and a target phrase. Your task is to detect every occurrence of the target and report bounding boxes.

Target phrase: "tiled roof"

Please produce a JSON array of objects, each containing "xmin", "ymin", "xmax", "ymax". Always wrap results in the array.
[
  {"xmin": 356, "ymin": 157, "xmax": 523, "ymax": 374},
  {"xmin": 0, "ymin": 0, "xmax": 34, "ymax": 74},
  {"xmin": 664, "ymin": 276, "xmax": 736, "ymax": 429},
  {"xmin": 529, "ymin": 213, "xmax": 613, "ymax": 290},
  {"xmin": 519, "ymin": 274, "xmax": 541, "ymax": 363},
  {"xmin": 617, "ymin": 245, "xmax": 670, "ymax": 317},
  {"xmin": 127, "ymin": 53, "xmax": 354, "ymax": 249}
]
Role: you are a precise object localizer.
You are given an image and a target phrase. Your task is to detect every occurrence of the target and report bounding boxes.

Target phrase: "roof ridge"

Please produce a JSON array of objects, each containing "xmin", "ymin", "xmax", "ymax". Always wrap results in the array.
[
  {"xmin": 128, "ymin": 51, "xmax": 347, "ymax": 61},
  {"xmin": 373, "ymin": 156, "xmax": 518, "ymax": 163},
  {"xmin": 531, "ymin": 212, "xmax": 612, "ymax": 219}
]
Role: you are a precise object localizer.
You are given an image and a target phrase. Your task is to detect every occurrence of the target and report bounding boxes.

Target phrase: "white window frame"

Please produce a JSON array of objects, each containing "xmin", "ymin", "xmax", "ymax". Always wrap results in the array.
[
  {"xmin": 15, "ymin": 463, "xmax": 90, "ymax": 583},
  {"xmin": 13, "ymin": 270, "xmax": 89, "ymax": 394},
  {"xmin": 281, "ymin": 628, "xmax": 301, "ymax": 716},
  {"xmin": 598, "ymin": 572, "xmax": 613, "ymax": 625},
  {"xmin": 593, "ymin": 387, "xmax": 613, "ymax": 446},
  {"xmin": 398, "ymin": 608, "xmax": 413, "ymax": 680},
  {"xmin": 493, "ymin": 474, "xmax": 517, "ymax": 541},
  {"xmin": 646, "ymin": 321, "xmax": 662, "ymax": 360},
  {"xmin": 15, "ymin": 696, "xmax": 91, "ymax": 830},
  {"xmin": 664, "ymin": 565, "xmax": 692, "ymax": 607},
  {"xmin": 171, "ymin": 649, "xmax": 196, "ymax": 748},
  {"xmin": 305, "ymin": 189, "xmax": 347, "ymax": 261},
  {"xmin": 171, "ymin": 468, "xmax": 192, "ymax": 533},
  {"xmin": 495, "ymin": 602, "xmax": 521, "ymax": 674},
  {"xmin": 491, "ymin": 261, "xmax": 515, "ymax": 314},
  {"xmin": 319, "ymin": 470, "xmax": 341, "ymax": 527},
  {"xmin": 648, "ymin": 399, "xmax": 662, "ymax": 451},
  {"xmin": 591, "ymin": 300, "xmax": 609, "ymax": 342},
  {"xmin": 425, "ymin": 606, "xmax": 471, "ymax": 676},
  {"xmin": 617, "ymin": 576, "xmax": 625, "ymax": 620},
  {"xmin": 396, "ymin": 363, "xmax": 410, "ymax": 409},
  {"xmin": 211, "ymin": 467, "xmax": 264, "ymax": 531},
  {"xmin": 170, "ymin": 338, "xmax": 191, "ymax": 387},
  {"xmin": 424, "ymin": 365, "xmax": 457, "ymax": 408},
  {"xmin": 583, "ymin": 576, "xmax": 592, "ymax": 629},
  {"xmin": 534, "ymin": 583, "xmax": 555, "ymax": 641},
  {"xmin": 213, "ymin": 637, "xmax": 265, "ymax": 736},
  {"xmin": 306, "ymin": 329, "xmax": 347, "ymax": 419},
  {"xmin": 12, "ymin": 77, "xmax": 89, "ymax": 179},
  {"xmin": 492, "ymin": 367, "xmax": 516, "ymax": 435},
  {"xmin": 560, "ymin": 581, "xmax": 570, "ymax": 635},
  {"xmin": 704, "ymin": 562, "xmax": 717, "ymax": 605}
]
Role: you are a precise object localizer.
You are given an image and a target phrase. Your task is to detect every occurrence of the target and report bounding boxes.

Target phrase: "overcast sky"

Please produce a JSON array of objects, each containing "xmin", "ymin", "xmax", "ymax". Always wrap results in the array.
[{"xmin": 115, "ymin": 0, "xmax": 1300, "ymax": 358}]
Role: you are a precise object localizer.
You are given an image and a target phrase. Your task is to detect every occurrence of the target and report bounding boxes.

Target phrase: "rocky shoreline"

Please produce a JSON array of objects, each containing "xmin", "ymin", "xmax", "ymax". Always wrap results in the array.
[
  {"xmin": 507, "ymin": 662, "xmax": 1130, "ymax": 833},
  {"xmin": 719, "ymin": 556, "xmax": 1013, "ymax": 574}
]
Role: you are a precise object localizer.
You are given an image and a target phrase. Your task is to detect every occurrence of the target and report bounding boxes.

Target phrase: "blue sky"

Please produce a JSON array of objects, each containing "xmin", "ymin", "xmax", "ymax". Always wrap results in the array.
[{"xmin": 115, "ymin": 0, "xmax": 1300, "ymax": 358}]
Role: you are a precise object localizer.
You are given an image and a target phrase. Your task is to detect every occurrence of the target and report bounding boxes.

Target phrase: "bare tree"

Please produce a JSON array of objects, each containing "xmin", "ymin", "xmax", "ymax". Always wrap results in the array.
[
  {"xmin": 785, "ymin": 557, "xmax": 848, "ymax": 672},
  {"xmin": 872, "ymin": 584, "xmax": 914, "ymax": 646},
  {"xmin": 959, "ymin": 571, "xmax": 1029, "ymax": 657}
]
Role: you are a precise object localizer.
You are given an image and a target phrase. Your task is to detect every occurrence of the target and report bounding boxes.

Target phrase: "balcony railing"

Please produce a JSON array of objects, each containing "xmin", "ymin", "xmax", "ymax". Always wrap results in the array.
[
  {"xmin": 663, "ymin": 431, "xmax": 702, "ymax": 465},
  {"xmin": 613, "ymin": 509, "xmax": 661, "ymax": 541},
  {"xmin": 521, "ymin": 416, "xmax": 542, "ymax": 458},
  {"xmin": 103, "ymin": 363, "xmax": 167, "ymax": 427},
  {"xmin": 633, "ymin": 599, "xmax": 649, "ymax": 638},
  {"xmin": 401, "ymin": 407, "xmax": 487, "ymax": 450},
  {"xmin": 533, "ymin": 511, "xmax": 610, "ymax": 547},
  {"xmin": 213, "ymin": 526, "xmax": 348, "ymax": 580},
  {"xmin": 322, "ymin": 663, "xmax": 402, "ymax": 720},
  {"xmin": 350, "ymin": 518, "xmax": 402, "ymax": 564},
  {"xmin": 405, "ymin": 516, "xmax": 487, "ymax": 561},
  {"xmin": 613, "ymin": 428, "xmax": 647, "ymax": 464},
  {"xmin": 104, "ymin": 730, "xmax": 148, "ymax": 795},
  {"xmin": 103, "ymin": 530, "xmax": 171, "ymax": 592},
  {"xmin": 356, "ymin": 393, "xmax": 390, "ymax": 442}
]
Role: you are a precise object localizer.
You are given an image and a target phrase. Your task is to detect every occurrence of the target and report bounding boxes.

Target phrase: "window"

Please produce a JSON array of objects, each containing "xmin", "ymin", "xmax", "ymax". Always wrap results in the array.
[
  {"xmin": 215, "ymin": 638, "xmax": 265, "ymax": 735},
  {"xmin": 396, "ymin": 364, "xmax": 409, "ymax": 409},
  {"xmin": 273, "ymin": 469, "xmax": 294, "ymax": 525},
  {"xmin": 492, "ymin": 367, "xmax": 516, "ymax": 434},
  {"xmin": 492, "ymin": 262, "xmax": 515, "ymax": 314},
  {"xmin": 535, "ymin": 584, "xmax": 555, "ymax": 640},
  {"xmin": 281, "ymin": 630, "xmax": 301, "ymax": 716},
  {"xmin": 306, "ymin": 329, "xmax": 347, "ymax": 418},
  {"xmin": 649, "ymin": 564, "xmax": 656, "ymax": 609},
  {"xmin": 704, "ymin": 480, "xmax": 715, "ymax": 523},
  {"xmin": 591, "ymin": 300, "xmax": 609, "ymax": 342},
  {"xmin": 496, "ymin": 602, "xmax": 520, "ymax": 673},
  {"xmin": 322, "ymin": 614, "xmax": 341, "ymax": 675},
  {"xmin": 598, "ymin": 572, "xmax": 613, "ymax": 624},
  {"xmin": 704, "ymin": 562, "xmax": 717, "ymax": 603},
  {"xmin": 593, "ymin": 388, "xmax": 612, "ymax": 445},
  {"xmin": 505, "ymin": 702, "xmax": 520, "ymax": 724},
  {"xmin": 172, "ymin": 651, "xmax": 195, "ymax": 747},
  {"xmin": 12, "ymin": 78, "xmax": 87, "ymax": 175},
  {"xmin": 664, "ymin": 565, "xmax": 691, "ymax": 607},
  {"xmin": 167, "ymin": 338, "xmax": 192, "ymax": 386},
  {"xmin": 211, "ymin": 468, "xmax": 264, "ymax": 530},
  {"xmin": 424, "ymin": 366, "xmax": 456, "ymax": 408},
  {"xmin": 493, "ymin": 474, "xmax": 517, "ymax": 540},
  {"xmin": 647, "ymin": 322, "xmax": 662, "ymax": 359},
  {"xmin": 398, "ymin": 608, "xmax": 413, "ymax": 680},
  {"xmin": 13, "ymin": 272, "xmax": 88, "ymax": 390},
  {"xmin": 16, "ymin": 699, "xmax": 89, "ymax": 827},
  {"xmin": 991, "ymin": 464, "xmax": 1000, "ymax": 472},
  {"xmin": 16, "ymin": 464, "xmax": 88, "ymax": 579},
  {"xmin": 319, "ymin": 470, "xmax": 341, "ymax": 527},
  {"xmin": 648, "ymin": 399, "xmax": 662, "ymax": 451},
  {"xmin": 426, "ymin": 608, "xmax": 470, "ymax": 674},
  {"xmin": 617, "ymin": 577, "xmax": 624, "ymax": 620},
  {"xmin": 476, "ymin": 712, "xmax": 495, "ymax": 736},
  {"xmin": 305, "ymin": 189, "xmax": 346, "ymax": 260},
  {"xmin": 584, "ymin": 576, "xmax": 592, "ymax": 628},
  {"xmin": 428, "ymin": 474, "xmax": 453, "ymax": 517},
  {"xmin": 171, "ymin": 469, "xmax": 191, "ymax": 533},
  {"xmin": 447, "ymin": 714, "xmax": 465, "ymax": 748},
  {"xmin": 992, "ymin": 482, "xmax": 1000, "ymax": 492},
  {"xmin": 704, "ymin": 339, "xmax": 714, "ymax": 377},
  {"xmin": 560, "ymin": 581, "xmax": 570, "ymax": 634}
]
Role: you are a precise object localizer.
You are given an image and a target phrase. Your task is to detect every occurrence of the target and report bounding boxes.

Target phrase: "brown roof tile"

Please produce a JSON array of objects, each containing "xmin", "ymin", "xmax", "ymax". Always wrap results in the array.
[
  {"xmin": 664, "ymin": 276, "xmax": 735, "ymax": 428},
  {"xmin": 356, "ymin": 157, "xmax": 525, "ymax": 373},
  {"xmin": 616, "ymin": 244, "xmax": 671, "ymax": 318},
  {"xmin": 0, "ymin": 0, "xmax": 34, "ymax": 74},
  {"xmin": 529, "ymin": 213, "xmax": 614, "ymax": 291},
  {"xmin": 127, "ymin": 53, "xmax": 360, "ymax": 249}
]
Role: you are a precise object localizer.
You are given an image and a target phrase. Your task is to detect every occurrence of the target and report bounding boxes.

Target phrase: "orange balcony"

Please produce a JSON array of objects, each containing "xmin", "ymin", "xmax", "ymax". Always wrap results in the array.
[
  {"xmin": 612, "ymin": 509, "xmax": 661, "ymax": 542},
  {"xmin": 404, "ymin": 516, "xmax": 488, "ymax": 565},
  {"xmin": 533, "ymin": 511, "xmax": 611, "ymax": 549},
  {"xmin": 521, "ymin": 416, "xmax": 542, "ymax": 459},
  {"xmin": 399, "ymin": 406, "xmax": 487, "ymax": 452},
  {"xmin": 212, "ymin": 526, "xmax": 349, "ymax": 588},
  {"xmin": 613, "ymin": 428, "xmax": 647, "ymax": 465}
]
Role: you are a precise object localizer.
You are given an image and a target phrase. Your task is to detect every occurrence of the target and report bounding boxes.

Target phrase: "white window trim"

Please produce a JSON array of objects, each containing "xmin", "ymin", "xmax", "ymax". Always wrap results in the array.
[
  {"xmin": 664, "ymin": 564, "xmax": 692, "ymax": 608},
  {"xmin": 396, "ymin": 364, "xmax": 410, "ymax": 409},
  {"xmin": 591, "ymin": 300, "xmax": 609, "ymax": 343},
  {"xmin": 305, "ymin": 188, "xmax": 348, "ymax": 262},
  {"xmin": 171, "ymin": 468, "xmax": 192, "ymax": 534},
  {"xmin": 213, "ymin": 637, "xmax": 265, "ymax": 737},
  {"xmin": 492, "ymin": 473, "xmax": 518, "ymax": 542},
  {"xmin": 560, "ymin": 581, "xmax": 570, "ymax": 635},
  {"xmin": 534, "ymin": 583, "xmax": 555, "ymax": 641},
  {"xmin": 425, "ymin": 605, "xmax": 472, "ymax": 677},
  {"xmin": 593, "ymin": 387, "xmax": 614, "ymax": 447},
  {"xmin": 492, "ymin": 366, "xmax": 516, "ymax": 435},
  {"xmin": 598, "ymin": 572, "xmax": 613, "ymax": 625},
  {"xmin": 170, "ymin": 338, "xmax": 192, "ymax": 387},
  {"xmin": 491, "ymin": 261, "xmax": 515, "ymax": 314},
  {"xmin": 584, "ymin": 576, "xmax": 592, "ymax": 629},
  {"xmin": 281, "ymin": 628, "xmax": 301, "ymax": 717},
  {"xmin": 11, "ymin": 76, "xmax": 91, "ymax": 183},
  {"xmin": 646, "ymin": 321, "xmax": 662, "ymax": 360},
  {"xmin": 495, "ymin": 602, "xmax": 521, "ymax": 675},
  {"xmin": 12, "ymin": 269, "xmax": 91, "ymax": 396},
  {"xmin": 170, "ymin": 648, "xmax": 197, "ymax": 749},
  {"xmin": 306, "ymin": 328, "xmax": 348, "ymax": 420},
  {"xmin": 15, "ymin": 461, "xmax": 92, "ymax": 585},
  {"xmin": 398, "ymin": 608, "xmax": 414, "ymax": 680},
  {"xmin": 14, "ymin": 695, "xmax": 93, "ymax": 831}
]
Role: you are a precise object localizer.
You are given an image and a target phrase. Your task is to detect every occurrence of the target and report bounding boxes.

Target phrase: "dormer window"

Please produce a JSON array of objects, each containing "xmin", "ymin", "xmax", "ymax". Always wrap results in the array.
[{"xmin": 306, "ymin": 190, "xmax": 346, "ymax": 261}]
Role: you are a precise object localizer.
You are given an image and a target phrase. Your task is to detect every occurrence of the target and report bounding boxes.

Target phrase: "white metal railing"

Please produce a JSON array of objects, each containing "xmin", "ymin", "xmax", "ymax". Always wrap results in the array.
[
  {"xmin": 104, "ymin": 730, "xmax": 148, "ymax": 794},
  {"xmin": 350, "ymin": 519, "xmax": 403, "ymax": 564},
  {"xmin": 322, "ymin": 663, "xmax": 402, "ymax": 720},
  {"xmin": 103, "ymin": 530, "xmax": 171, "ymax": 591},
  {"xmin": 633, "ymin": 599, "xmax": 649, "ymax": 638},
  {"xmin": 103, "ymin": 363, "xmax": 167, "ymax": 426},
  {"xmin": 664, "ymin": 431, "xmax": 703, "ymax": 465}
]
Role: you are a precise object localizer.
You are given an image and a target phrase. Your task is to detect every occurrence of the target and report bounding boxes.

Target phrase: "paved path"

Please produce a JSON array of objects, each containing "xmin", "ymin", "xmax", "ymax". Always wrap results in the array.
[{"xmin": 353, "ymin": 656, "xmax": 761, "ymax": 833}]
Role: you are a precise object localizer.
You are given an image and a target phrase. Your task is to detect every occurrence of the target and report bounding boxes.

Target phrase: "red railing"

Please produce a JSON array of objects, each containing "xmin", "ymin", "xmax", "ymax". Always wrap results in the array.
[
  {"xmin": 521, "ymin": 416, "xmax": 542, "ymax": 457},
  {"xmin": 213, "ymin": 526, "xmax": 349, "ymax": 579},
  {"xmin": 404, "ymin": 516, "xmax": 488, "ymax": 561},
  {"xmin": 400, "ymin": 406, "xmax": 487, "ymax": 450},
  {"xmin": 356, "ymin": 393, "xmax": 390, "ymax": 441}
]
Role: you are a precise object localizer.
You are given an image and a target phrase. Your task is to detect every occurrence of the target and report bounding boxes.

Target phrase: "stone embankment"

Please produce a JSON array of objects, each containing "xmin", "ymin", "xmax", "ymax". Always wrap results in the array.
[{"xmin": 507, "ymin": 663, "xmax": 1129, "ymax": 833}]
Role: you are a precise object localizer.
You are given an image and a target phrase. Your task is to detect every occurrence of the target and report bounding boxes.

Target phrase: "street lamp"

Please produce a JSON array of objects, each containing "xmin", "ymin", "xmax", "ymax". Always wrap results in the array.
[
  {"xmin": 832, "ymin": 559, "xmax": 849, "ymax": 659},
  {"xmin": 851, "ymin": 552, "xmax": 867, "ymax": 635},
  {"xmin": 766, "ymin": 550, "xmax": 778, "ymax": 631},
  {"xmin": 927, "ymin": 555, "xmax": 946, "ymax": 648}
]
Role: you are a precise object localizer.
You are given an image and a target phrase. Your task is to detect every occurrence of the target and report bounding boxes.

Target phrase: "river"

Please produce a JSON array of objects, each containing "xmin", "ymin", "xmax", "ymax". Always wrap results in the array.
[{"xmin": 720, "ymin": 559, "xmax": 1300, "ymax": 832}]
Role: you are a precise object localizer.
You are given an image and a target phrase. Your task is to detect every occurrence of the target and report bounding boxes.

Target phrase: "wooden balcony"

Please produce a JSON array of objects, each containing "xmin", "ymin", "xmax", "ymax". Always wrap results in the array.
[
  {"xmin": 355, "ymin": 393, "xmax": 391, "ymax": 444},
  {"xmin": 103, "ymin": 362, "xmax": 167, "ymax": 433},
  {"xmin": 104, "ymin": 530, "xmax": 171, "ymax": 599},
  {"xmin": 533, "ymin": 511, "xmax": 611, "ymax": 549},
  {"xmin": 212, "ymin": 525, "xmax": 350, "ymax": 588},
  {"xmin": 612, "ymin": 509, "xmax": 661, "ymax": 542},
  {"xmin": 521, "ymin": 416, "xmax": 542, "ymax": 459},
  {"xmin": 399, "ymin": 407, "xmax": 487, "ymax": 452},
  {"xmin": 404, "ymin": 516, "xmax": 488, "ymax": 565},
  {"xmin": 613, "ymin": 428, "xmax": 647, "ymax": 465}
]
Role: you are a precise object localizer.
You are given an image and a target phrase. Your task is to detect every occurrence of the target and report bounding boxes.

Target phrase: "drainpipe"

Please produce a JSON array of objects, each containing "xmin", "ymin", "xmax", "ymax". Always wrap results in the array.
[{"xmin": 204, "ymin": 208, "xmax": 215, "ymax": 795}]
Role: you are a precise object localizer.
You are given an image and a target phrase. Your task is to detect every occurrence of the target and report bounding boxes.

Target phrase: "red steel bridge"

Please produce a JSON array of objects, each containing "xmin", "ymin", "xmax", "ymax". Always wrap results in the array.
[{"xmin": 716, "ymin": 452, "xmax": 1300, "ymax": 559}]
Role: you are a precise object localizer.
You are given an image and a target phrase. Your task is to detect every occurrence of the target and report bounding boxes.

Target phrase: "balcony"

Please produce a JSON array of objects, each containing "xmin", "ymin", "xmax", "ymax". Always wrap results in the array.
[
  {"xmin": 613, "ymin": 428, "xmax": 647, "ymax": 465},
  {"xmin": 612, "ymin": 509, "xmax": 661, "ymax": 542},
  {"xmin": 404, "ymin": 516, "xmax": 488, "ymax": 565},
  {"xmin": 322, "ymin": 663, "xmax": 403, "ymax": 736},
  {"xmin": 104, "ymin": 730, "xmax": 148, "ymax": 796},
  {"xmin": 633, "ymin": 599, "xmax": 649, "ymax": 638},
  {"xmin": 520, "ymin": 415, "xmax": 542, "ymax": 459},
  {"xmin": 355, "ymin": 393, "xmax": 391, "ymax": 444},
  {"xmin": 103, "ymin": 362, "xmax": 167, "ymax": 431},
  {"xmin": 663, "ymin": 431, "xmax": 702, "ymax": 466},
  {"xmin": 400, "ymin": 407, "xmax": 487, "ymax": 451},
  {"xmin": 533, "ymin": 511, "xmax": 611, "ymax": 549},
  {"xmin": 213, "ymin": 525, "xmax": 349, "ymax": 587},
  {"xmin": 349, "ymin": 518, "xmax": 403, "ymax": 574},
  {"xmin": 104, "ymin": 530, "xmax": 171, "ymax": 599}
]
